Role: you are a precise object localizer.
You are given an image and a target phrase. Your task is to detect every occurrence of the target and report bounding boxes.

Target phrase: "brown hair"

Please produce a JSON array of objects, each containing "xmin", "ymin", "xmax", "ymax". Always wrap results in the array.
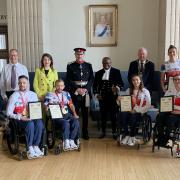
[
  {"xmin": 55, "ymin": 79, "xmax": 64, "ymax": 86},
  {"xmin": 168, "ymin": 45, "xmax": 177, "ymax": 53},
  {"xmin": 40, "ymin": 53, "xmax": 54, "ymax": 69},
  {"xmin": 129, "ymin": 74, "xmax": 144, "ymax": 95}
]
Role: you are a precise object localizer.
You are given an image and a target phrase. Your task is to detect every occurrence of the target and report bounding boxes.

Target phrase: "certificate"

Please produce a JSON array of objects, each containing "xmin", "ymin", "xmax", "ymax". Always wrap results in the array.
[
  {"xmin": 160, "ymin": 96, "xmax": 173, "ymax": 112},
  {"xmin": 168, "ymin": 77, "xmax": 175, "ymax": 91},
  {"xmin": 120, "ymin": 95, "xmax": 132, "ymax": 112},
  {"xmin": 28, "ymin": 102, "xmax": 42, "ymax": 120},
  {"xmin": 49, "ymin": 104, "xmax": 63, "ymax": 119}
]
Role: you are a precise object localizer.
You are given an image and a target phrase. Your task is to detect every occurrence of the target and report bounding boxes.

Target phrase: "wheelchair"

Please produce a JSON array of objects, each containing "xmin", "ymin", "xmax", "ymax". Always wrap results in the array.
[
  {"xmin": 45, "ymin": 114, "xmax": 81, "ymax": 155},
  {"xmin": 5, "ymin": 118, "xmax": 48, "ymax": 160},
  {"xmin": 117, "ymin": 112, "xmax": 152, "ymax": 149},
  {"xmin": 152, "ymin": 123, "xmax": 180, "ymax": 157}
]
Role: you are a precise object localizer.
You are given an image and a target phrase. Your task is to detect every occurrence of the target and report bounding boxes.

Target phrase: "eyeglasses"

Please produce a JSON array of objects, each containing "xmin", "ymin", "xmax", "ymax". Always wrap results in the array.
[{"xmin": 173, "ymin": 79, "xmax": 180, "ymax": 81}]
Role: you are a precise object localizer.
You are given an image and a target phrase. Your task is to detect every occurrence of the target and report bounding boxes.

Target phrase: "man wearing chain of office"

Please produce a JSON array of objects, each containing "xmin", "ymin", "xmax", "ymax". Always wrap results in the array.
[{"xmin": 66, "ymin": 48, "xmax": 94, "ymax": 140}]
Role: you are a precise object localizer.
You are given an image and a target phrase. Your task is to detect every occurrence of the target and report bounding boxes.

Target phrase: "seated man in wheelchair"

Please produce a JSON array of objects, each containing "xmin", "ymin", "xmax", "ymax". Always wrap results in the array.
[
  {"xmin": 6, "ymin": 75, "xmax": 44, "ymax": 159},
  {"xmin": 44, "ymin": 79, "xmax": 80, "ymax": 151},
  {"xmin": 117, "ymin": 74, "xmax": 151, "ymax": 146},
  {"xmin": 155, "ymin": 74, "xmax": 180, "ymax": 148}
]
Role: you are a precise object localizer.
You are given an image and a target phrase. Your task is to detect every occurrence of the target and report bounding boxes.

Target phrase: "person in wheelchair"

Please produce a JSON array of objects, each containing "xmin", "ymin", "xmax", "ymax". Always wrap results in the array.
[
  {"xmin": 155, "ymin": 74, "xmax": 180, "ymax": 148},
  {"xmin": 44, "ymin": 79, "xmax": 80, "ymax": 151},
  {"xmin": 6, "ymin": 75, "xmax": 44, "ymax": 159},
  {"xmin": 117, "ymin": 74, "xmax": 151, "ymax": 146}
]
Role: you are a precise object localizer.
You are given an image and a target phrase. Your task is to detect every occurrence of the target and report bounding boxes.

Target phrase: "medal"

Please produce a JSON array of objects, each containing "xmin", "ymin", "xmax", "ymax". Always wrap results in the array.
[{"xmin": 62, "ymin": 106, "xmax": 68, "ymax": 114}]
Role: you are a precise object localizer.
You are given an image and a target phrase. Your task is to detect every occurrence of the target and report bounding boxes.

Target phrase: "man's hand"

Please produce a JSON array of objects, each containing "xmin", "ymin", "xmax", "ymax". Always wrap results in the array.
[
  {"xmin": 76, "ymin": 88, "xmax": 87, "ymax": 95},
  {"xmin": 73, "ymin": 113, "xmax": 79, "ymax": 119},
  {"xmin": 112, "ymin": 85, "xmax": 117, "ymax": 94}
]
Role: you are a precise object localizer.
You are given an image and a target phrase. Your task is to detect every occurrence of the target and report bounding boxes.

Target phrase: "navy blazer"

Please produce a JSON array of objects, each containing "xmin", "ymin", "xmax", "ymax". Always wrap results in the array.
[
  {"xmin": 93, "ymin": 67, "xmax": 124, "ymax": 94},
  {"xmin": 128, "ymin": 59, "xmax": 155, "ymax": 91}
]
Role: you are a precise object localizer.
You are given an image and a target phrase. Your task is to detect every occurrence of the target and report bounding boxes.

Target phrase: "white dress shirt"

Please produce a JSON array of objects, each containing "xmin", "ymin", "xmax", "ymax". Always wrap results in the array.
[
  {"xmin": 6, "ymin": 90, "xmax": 38, "ymax": 120},
  {"xmin": 102, "ymin": 68, "xmax": 111, "ymax": 80},
  {"xmin": 0, "ymin": 62, "xmax": 29, "ymax": 99}
]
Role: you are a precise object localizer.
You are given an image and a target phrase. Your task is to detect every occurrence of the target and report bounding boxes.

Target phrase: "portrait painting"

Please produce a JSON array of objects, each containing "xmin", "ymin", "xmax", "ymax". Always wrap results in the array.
[{"xmin": 88, "ymin": 5, "xmax": 118, "ymax": 47}]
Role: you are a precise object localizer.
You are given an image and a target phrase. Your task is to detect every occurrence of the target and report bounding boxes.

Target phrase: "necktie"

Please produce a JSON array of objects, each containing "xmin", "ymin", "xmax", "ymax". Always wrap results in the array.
[
  {"xmin": 11, "ymin": 65, "xmax": 16, "ymax": 89},
  {"xmin": 140, "ymin": 62, "xmax": 144, "ymax": 73}
]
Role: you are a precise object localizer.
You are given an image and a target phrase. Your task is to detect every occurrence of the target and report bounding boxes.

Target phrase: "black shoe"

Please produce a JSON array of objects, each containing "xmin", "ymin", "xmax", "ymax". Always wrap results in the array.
[
  {"xmin": 82, "ymin": 134, "xmax": 89, "ymax": 140},
  {"xmin": 112, "ymin": 133, "xmax": 117, "ymax": 140},
  {"xmin": 99, "ymin": 133, "xmax": 106, "ymax": 139}
]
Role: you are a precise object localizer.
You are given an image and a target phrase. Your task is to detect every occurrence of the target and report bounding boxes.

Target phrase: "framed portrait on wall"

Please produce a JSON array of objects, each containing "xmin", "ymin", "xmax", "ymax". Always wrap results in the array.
[{"xmin": 88, "ymin": 4, "xmax": 118, "ymax": 47}]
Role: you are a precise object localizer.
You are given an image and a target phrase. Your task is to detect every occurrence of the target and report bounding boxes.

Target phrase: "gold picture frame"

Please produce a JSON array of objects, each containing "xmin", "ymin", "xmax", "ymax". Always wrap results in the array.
[{"xmin": 88, "ymin": 4, "xmax": 118, "ymax": 47}]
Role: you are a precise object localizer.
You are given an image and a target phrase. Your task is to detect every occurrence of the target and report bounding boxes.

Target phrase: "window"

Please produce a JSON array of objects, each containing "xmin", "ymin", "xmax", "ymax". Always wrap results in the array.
[{"xmin": 0, "ymin": 25, "xmax": 8, "ymax": 74}]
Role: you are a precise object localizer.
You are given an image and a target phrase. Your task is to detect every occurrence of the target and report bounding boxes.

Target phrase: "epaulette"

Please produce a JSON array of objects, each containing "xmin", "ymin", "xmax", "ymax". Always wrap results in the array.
[{"xmin": 68, "ymin": 61, "xmax": 75, "ymax": 65}]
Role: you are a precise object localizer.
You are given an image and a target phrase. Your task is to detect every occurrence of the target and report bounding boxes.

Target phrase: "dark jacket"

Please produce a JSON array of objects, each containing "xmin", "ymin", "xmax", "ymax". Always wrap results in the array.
[
  {"xmin": 93, "ymin": 67, "xmax": 124, "ymax": 95},
  {"xmin": 128, "ymin": 59, "xmax": 155, "ymax": 91}
]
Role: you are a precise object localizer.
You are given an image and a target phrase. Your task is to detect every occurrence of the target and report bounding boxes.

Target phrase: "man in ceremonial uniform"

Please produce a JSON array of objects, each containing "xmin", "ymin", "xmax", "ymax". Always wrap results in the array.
[
  {"xmin": 128, "ymin": 47, "xmax": 155, "ymax": 92},
  {"xmin": 93, "ymin": 57, "xmax": 124, "ymax": 139},
  {"xmin": 66, "ymin": 48, "xmax": 94, "ymax": 140}
]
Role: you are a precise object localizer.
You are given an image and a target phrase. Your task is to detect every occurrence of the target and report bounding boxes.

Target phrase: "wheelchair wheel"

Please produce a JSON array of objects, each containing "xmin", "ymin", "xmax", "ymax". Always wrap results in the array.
[
  {"xmin": 142, "ymin": 115, "xmax": 152, "ymax": 143},
  {"xmin": 47, "ymin": 130, "xmax": 55, "ymax": 149},
  {"xmin": 152, "ymin": 124, "xmax": 158, "ymax": 152},
  {"xmin": 46, "ymin": 117, "xmax": 56, "ymax": 149},
  {"xmin": 6, "ymin": 120, "xmax": 19, "ymax": 155}
]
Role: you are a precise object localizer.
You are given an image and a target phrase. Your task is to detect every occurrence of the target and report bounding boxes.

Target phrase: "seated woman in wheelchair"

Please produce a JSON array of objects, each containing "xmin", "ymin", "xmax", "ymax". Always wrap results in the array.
[
  {"xmin": 6, "ymin": 75, "xmax": 44, "ymax": 159},
  {"xmin": 117, "ymin": 74, "xmax": 151, "ymax": 146},
  {"xmin": 44, "ymin": 79, "xmax": 80, "ymax": 151},
  {"xmin": 155, "ymin": 74, "xmax": 180, "ymax": 147}
]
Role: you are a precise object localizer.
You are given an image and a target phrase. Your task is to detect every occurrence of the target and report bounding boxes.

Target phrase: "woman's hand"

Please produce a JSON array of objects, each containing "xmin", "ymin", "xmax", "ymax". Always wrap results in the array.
[
  {"xmin": 21, "ymin": 116, "xmax": 30, "ymax": 121},
  {"xmin": 130, "ymin": 109, "xmax": 136, "ymax": 114},
  {"xmin": 171, "ymin": 110, "xmax": 180, "ymax": 115}
]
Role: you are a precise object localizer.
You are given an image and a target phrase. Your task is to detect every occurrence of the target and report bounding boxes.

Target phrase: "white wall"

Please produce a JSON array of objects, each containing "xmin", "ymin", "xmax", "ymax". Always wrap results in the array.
[{"xmin": 43, "ymin": 0, "xmax": 159, "ymax": 72}]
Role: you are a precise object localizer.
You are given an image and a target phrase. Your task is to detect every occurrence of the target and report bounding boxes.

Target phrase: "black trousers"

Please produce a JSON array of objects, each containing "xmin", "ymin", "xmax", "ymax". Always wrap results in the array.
[
  {"xmin": 99, "ymin": 98, "xmax": 118, "ymax": 134},
  {"xmin": 156, "ymin": 112, "xmax": 180, "ymax": 146},
  {"xmin": 72, "ymin": 95, "xmax": 88, "ymax": 136}
]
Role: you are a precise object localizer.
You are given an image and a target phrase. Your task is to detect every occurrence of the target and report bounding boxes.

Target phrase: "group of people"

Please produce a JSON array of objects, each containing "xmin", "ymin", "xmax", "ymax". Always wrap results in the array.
[{"xmin": 0, "ymin": 44, "xmax": 180, "ymax": 159}]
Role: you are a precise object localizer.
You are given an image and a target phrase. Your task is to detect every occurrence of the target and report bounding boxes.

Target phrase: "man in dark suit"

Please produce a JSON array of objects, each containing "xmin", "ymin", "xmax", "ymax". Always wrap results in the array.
[
  {"xmin": 93, "ymin": 57, "xmax": 124, "ymax": 139},
  {"xmin": 128, "ymin": 47, "xmax": 155, "ymax": 92},
  {"xmin": 66, "ymin": 48, "xmax": 94, "ymax": 140}
]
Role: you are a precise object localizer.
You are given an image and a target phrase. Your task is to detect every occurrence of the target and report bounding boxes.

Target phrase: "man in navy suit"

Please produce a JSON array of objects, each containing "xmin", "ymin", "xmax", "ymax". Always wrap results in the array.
[
  {"xmin": 128, "ymin": 47, "xmax": 155, "ymax": 92},
  {"xmin": 93, "ymin": 57, "xmax": 124, "ymax": 139}
]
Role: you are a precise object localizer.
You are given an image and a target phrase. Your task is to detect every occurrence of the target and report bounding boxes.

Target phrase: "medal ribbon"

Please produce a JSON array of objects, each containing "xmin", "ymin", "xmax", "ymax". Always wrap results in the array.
[{"xmin": 55, "ymin": 91, "xmax": 64, "ymax": 108}]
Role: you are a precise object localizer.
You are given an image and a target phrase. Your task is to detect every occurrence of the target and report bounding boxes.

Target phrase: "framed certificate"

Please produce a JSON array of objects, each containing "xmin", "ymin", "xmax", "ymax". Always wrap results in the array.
[
  {"xmin": 168, "ymin": 77, "xmax": 175, "ymax": 91},
  {"xmin": 160, "ymin": 96, "xmax": 173, "ymax": 112},
  {"xmin": 49, "ymin": 104, "xmax": 63, "ymax": 119},
  {"xmin": 28, "ymin": 102, "xmax": 42, "ymax": 120},
  {"xmin": 120, "ymin": 95, "xmax": 132, "ymax": 112}
]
